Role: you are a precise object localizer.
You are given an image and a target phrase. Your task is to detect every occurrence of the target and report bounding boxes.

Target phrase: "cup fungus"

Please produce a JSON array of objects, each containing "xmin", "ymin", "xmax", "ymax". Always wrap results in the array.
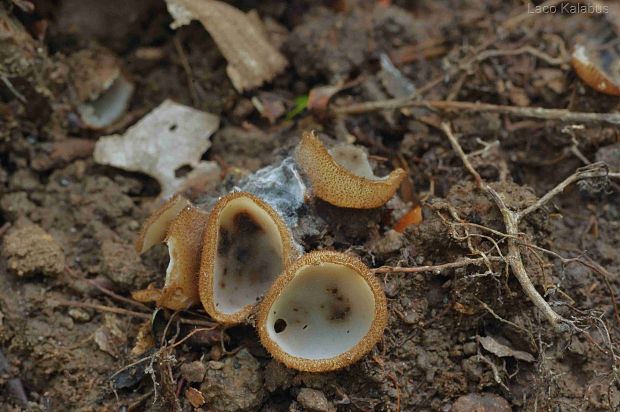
[
  {"xmin": 199, "ymin": 192, "xmax": 294, "ymax": 324},
  {"xmin": 257, "ymin": 251, "xmax": 387, "ymax": 372},
  {"xmin": 133, "ymin": 197, "xmax": 208, "ymax": 310},
  {"xmin": 70, "ymin": 47, "xmax": 134, "ymax": 129},
  {"xmin": 134, "ymin": 195, "xmax": 191, "ymax": 254},
  {"xmin": 155, "ymin": 206, "xmax": 208, "ymax": 310},
  {"xmin": 295, "ymin": 131, "xmax": 406, "ymax": 209},
  {"xmin": 572, "ymin": 44, "xmax": 620, "ymax": 96}
]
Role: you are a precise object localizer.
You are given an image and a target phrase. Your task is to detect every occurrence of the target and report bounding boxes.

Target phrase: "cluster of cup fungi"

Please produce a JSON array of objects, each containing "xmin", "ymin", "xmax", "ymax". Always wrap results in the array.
[{"xmin": 133, "ymin": 131, "xmax": 405, "ymax": 372}]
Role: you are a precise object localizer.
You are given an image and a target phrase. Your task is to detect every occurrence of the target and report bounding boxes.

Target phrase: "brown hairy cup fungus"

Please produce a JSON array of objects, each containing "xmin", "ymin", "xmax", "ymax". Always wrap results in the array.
[
  {"xmin": 295, "ymin": 131, "xmax": 406, "ymax": 209},
  {"xmin": 133, "ymin": 204, "xmax": 208, "ymax": 310},
  {"xmin": 135, "ymin": 195, "xmax": 191, "ymax": 254},
  {"xmin": 157, "ymin": 206, "xmax": 208, "ymax": 310},
  {"xmin": 572, "ymin": 44, "xmax": 620, "ymax": 96},
  {"xmin": 199, "ymin": 192, "xmax": 294, "ymax": 324},
  {"xmin": 257, "ymin": 251, "xmax": 387, "ymax": 372}
]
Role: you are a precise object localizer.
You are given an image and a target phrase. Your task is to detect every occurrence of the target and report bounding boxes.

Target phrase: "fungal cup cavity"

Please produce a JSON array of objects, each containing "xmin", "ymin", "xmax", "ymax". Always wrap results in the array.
[
  {"xmin": 214, "ymin": 200, "xmax": 284, "ymax": 313},
  {"xmin": 200, "ymin": 192, "xmax": 294, "ymax": 324},
  {"xmin": 257, "ymin": 251, "xmax": 388, "ymax": 372},
  {"xmin": 265, "ymin": 262, "xmax": 376, "ymax": 359}
]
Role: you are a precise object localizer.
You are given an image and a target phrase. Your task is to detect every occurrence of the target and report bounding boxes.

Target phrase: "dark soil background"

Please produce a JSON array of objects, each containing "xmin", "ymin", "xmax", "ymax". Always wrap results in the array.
[{"xmin": 1, "ymin": 0, "xmax": 620, "ymax": 411}]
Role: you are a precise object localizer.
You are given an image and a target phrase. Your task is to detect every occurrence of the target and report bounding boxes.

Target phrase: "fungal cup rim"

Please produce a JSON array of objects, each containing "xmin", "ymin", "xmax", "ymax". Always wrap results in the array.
[{"xmin": 257, "ymin": 250, "xmax": 388, "ymax": 372}]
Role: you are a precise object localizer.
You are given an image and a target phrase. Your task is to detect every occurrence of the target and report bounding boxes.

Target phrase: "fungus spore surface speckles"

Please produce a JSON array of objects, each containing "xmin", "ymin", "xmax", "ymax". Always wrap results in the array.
[
  {"xmin": 200, "ymin": 192, "xmax": 294, "ymax": 324},
  {"xmin": 295, "ymin": 131, "xmax": 406, "ymax": 209},
  {"xmin": 257, "ymin": 251, "xmax": 387, "ymax": 372}
]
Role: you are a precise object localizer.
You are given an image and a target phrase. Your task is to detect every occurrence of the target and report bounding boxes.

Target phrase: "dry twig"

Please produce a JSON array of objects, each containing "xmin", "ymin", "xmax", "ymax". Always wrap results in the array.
[
  {"xmin": 334, "ymin": 99, "xmax": 620, "ymax": 126},
  {"xmin": 372, "ymin": 256, "xmax": 502, "ymax": 274},
  {"xmin": 54, "ymin": 300, "xmax": 217, "ymax": 328},
  {"xmin": 440, "ymin": 122, "xmax": 570, "ymax": 331}
]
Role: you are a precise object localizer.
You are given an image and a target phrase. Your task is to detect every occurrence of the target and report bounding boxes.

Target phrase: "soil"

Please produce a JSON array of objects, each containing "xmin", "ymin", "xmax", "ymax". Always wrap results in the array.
[{"xmin": 1, "ymin": 0, "xmax": 620, "ymax": 411}]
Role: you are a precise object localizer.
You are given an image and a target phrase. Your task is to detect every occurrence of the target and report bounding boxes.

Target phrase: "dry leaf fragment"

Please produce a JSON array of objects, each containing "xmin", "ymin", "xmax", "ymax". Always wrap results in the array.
[
  {"xmin": 572, "ymin": 44, "xmax": 620, "ymax": 96},
  {"xmin": 378, "ymin": 53, "xmax": 415, "ymax": 99},
  {"xmin": 478, "ymin": 335, "xmax": 535, "ymax": 362},
  {"xmin": 131, "ymin": 320, "xmax": 155, "ymax": 356},
  {"xmin": 94, "ymin": 99, "xmax": 220, "ymax": 198},
  {"xmin": 308, "ymin": 83, "xmax": 345, "ymax": 113},
  {"xmin": 94, "ymin": 315, "xmax": 127, "ymax": 358},
  {"xmin": 165, "ymin": 0, "xmax": 288, "ymax": 92},
  {"xmin": 186, "ymin": 387, "xmax": 205, "ymax": 407},
  {"xmin": 393, "ymin": 205, "xmax": 422, "ymax": 233}
]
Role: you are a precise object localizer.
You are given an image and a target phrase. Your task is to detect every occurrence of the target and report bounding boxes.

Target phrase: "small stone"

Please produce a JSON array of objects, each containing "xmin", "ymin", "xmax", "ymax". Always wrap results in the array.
[
  {"xmin": 180, "ymin": 361, "xmax": 207, "ymax": 383},
  {"xmin": 1, "ymin": 218, "xmax": 65, "ymax": 277},
  {"xmin": 297, "ymin": 388, "xmax": 333, "ymax": 412},
  {"xmin": 68, "ymin": 308, "xmax": 91, "ymax": 322},
  {"xmin": 264, "ymin": 360, "xmax": 295, "ymax": 392},
  {"xmin": 208, "ymin": 360, "xmax": 224, "ymax": 370},
  {"xmin": 200, "ymin": 349, "xmax": 265, "ymax": 412},
  {"xmin": 366, "ymin": 229, "xmax": 404, "ymax": 255},
  {"xmin": 452, "ymin": 393, "xmax": 511, "ymax": 412},
  {"xmin": 463, "ymin": 342, "xmax": 477, "ymax": 355}
]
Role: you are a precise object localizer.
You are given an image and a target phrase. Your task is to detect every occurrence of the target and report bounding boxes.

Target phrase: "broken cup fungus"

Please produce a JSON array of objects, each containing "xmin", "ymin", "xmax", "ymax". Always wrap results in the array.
[
  {"xmin": 199, "ymin": 192, "xmax": 294, "ymax": 324},
  {"xmin": 156, "ymin": 206, "xmax": 208, "ymax": 310},
  {"xmin": 295, "ymin": 131, "xmax": 406, "ymax": 209},
  {"xmin": 133, "ymin": 196, "xmax": 208, "ymax": 310},
  {"xmin": 70, "ymin": 47, "xmax": 134, "ymax": 129},
  {"xmin": 134, "ymin": 195, "xmax": 190, "ymax": 254},
  {"xmin": 257, "ymin": 251, "xmax": 387, "ymax": 372},
  {"xmin": 572, "ymin": 44, "xmax": 620, "ymax": 96}
]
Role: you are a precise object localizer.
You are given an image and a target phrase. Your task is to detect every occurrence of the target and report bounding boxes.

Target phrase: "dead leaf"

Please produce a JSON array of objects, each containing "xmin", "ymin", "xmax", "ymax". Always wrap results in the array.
[
  {"xmin": 186, "ymin": 387, "xmax": 205, "ymax": 407},
  {"xmin": 131, "ymin": 320, "xmax": 155, "ymax": 356},
  {"xmin": 394, "ymin": 205, "xmax": 422, "ymax": 233},
  {"xmin": 94, "ymin": 315, "xmax": 127, "ymax": 358},
  {"xmin": 308, "ymin": 83, "xmax": 344, "ymax": 113},
  {"xmin": 378, "ymin": 53, "xmax": 415, "ymax": 99},
  {"xmin": 94, "ymin": 99, "xmax": 220, "ymax": 198},
  {"xmin": 478, "ymin": 335, "xmax": 535, "ymax": 362},
  {"xmin": 251, "ymin": 92, "xmax": 288, "ymax": 124},
  {"xmin": 165, "ymin": 0, "xmax": 287, "ymax": 92}
]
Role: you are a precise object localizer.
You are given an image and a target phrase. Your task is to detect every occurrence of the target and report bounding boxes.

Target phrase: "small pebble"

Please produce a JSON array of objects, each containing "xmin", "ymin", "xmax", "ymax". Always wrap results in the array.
[
  {"xmin": 180, "ymin": 361, "xmax": 207, "ymax": 383},
  {"xmin": 297, "ymin": 388, "xmax": 333, "ymax": 412},
  {"xmin": 463, "ymin": 342, "xmax": 477, "ymax": 355},
  {"xmin": 68, "ymin": 308, "xmax": 92, "ymax": 322},
  {"xmin": 1, "ymin": 218, "xmax": 65, "ymax": 277},
  {"xmin": 208, "ymin": 361, "xmax": 225, "ymax": 370},
  {"xmin": 452, "ymin": 393, "xmax": 511, "ymax": 412}
]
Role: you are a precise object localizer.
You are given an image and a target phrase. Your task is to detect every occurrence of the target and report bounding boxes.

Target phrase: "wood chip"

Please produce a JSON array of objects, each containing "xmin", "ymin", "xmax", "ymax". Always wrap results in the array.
[
  {"xmin": 478, "ymin": 335, "xmax": 535, "ymax": 362},
  {"xmin": 94, "ymin": 99, "xmax": 220, "ymax": 198},
  {"xmin": 185, "ymin": 387, "xmax": 205, "ymax": 407},
  {"xmin": 165, "ymin": 0, "xmax": 287, "ymax": 92}
]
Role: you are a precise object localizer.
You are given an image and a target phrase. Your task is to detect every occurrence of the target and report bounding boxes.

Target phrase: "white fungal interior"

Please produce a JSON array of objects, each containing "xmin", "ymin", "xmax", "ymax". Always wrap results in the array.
[
  {"xmin": 139, "ymin": 196, "xmax": 189, "ymax": 253},
  {"xmin": 329, "ymin": 144, "xmax": 381, "ymax": 180},
  {"xmin": 165, "ymin": 239, "xmax": 177, "ymax": 285},
  {"xmin": 573, "ymin": 44, "xmax": 590, "ymax": 65},
  {"xmin": 266, "ymin": 262, "xmax": 375, "ymax": 360},
  {"xmin": 213, "ymin": 197, "xmax": 285, "ymax": 314},
  {"xmin": 78, "ymin": 75, "xmax": 134, "ymax": 128}
]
